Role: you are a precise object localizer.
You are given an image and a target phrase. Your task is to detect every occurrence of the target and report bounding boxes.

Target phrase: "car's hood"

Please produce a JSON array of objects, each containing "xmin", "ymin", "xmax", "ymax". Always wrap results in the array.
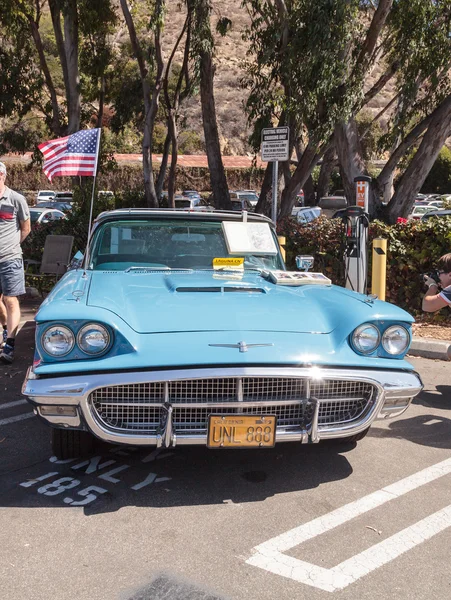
[{"xmin": 83, "ymin": 270, "xmax": 403, "ymax": 335}]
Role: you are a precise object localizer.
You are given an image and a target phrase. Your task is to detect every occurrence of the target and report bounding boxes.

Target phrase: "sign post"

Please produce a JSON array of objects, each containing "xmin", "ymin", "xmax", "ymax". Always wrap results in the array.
[{"xmin": 261, "ymin": 127, "xmax": 290, "ymax": 225}]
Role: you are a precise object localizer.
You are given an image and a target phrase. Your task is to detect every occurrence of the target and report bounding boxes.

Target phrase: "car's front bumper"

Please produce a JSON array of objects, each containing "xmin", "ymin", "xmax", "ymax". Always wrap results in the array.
[{"xmin": 23, "ymin": 366, "xmax": 423, "ymax": 447}]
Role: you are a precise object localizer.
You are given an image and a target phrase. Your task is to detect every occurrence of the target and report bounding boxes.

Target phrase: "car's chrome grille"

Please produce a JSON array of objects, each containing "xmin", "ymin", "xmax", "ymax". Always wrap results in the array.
[{"xmin": 90, "ymin": 377, "xmax": 377, "ymax": 435}]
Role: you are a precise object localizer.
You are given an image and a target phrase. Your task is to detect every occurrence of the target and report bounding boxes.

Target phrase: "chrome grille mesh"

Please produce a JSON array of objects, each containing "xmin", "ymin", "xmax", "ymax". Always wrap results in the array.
[{"xmin": 90, "ymin": 377, "xmax": 376, "ymax": 434}]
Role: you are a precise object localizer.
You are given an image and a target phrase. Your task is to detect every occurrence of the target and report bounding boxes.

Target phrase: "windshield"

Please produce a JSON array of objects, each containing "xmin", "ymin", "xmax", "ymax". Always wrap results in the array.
[{"xmin": 89, "ymin": 218, "xmax": 284, "ymax": 271}]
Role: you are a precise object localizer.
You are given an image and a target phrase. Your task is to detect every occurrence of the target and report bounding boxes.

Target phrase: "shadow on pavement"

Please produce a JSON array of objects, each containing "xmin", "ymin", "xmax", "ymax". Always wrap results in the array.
[
  {"xmin": 413, "ymin": 386, "xmax": 451, "ymax": 411},
  {"xmin": 370, "ymin": 413, "xmax": 451, "ymax": 450}
]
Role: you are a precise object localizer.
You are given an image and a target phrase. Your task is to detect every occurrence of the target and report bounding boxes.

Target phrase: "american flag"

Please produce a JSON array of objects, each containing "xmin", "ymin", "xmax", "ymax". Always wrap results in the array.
[{"xmin": 38, "ymin": 128, "xmax": 101, "ymax": 181}]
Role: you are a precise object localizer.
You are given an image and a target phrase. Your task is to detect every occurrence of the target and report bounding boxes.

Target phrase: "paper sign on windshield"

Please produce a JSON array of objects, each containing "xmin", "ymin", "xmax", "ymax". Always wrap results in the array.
[{"xmin": 222, "ymin": 222, "xmax": 278, "ymax": 255}]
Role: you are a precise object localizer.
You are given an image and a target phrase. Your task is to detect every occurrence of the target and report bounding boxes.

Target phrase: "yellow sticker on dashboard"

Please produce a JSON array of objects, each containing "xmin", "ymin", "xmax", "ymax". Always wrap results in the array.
[{"xmin": 213, "ymin": 257, "xmax": 244, "ymax": 269}]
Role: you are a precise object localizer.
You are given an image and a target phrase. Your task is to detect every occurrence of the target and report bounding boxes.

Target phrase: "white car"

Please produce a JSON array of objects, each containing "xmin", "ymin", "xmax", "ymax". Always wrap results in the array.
[
  {"xmin": 36, "ymin": 190, "xmax": 55, "ymax": 203},
  {"xmin": 427, "ymin": 200, "xmax": 444, "ymax": 209},
  {"xmin": 408, "ymin": 205, "xmax": 436, "ymax": 220},
  {"xmin": 296, "ymin": 206, "xmax": 322, "ymax": 223},
  {"xmin": 30, "ymin": 207, "xmax": 67, "ymax": 226}
]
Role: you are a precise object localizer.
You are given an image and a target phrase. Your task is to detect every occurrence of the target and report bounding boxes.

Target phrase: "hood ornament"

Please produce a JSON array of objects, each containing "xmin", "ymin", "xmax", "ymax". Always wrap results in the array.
[{"xmin": 209, "ymin": 341, "xmax": 274, "ymax": 353}]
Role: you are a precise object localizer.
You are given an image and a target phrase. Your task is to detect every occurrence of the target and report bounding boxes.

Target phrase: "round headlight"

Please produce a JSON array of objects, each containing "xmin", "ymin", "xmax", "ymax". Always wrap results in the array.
[
  {"xmin": 382, "ymin": 325, "xmax": 410, "ymax": 355},
  {"xmin": 77, "ymin": 323, "xmax": 110, "ymax": 355},
  {"xmin": 352, "ymin": 324, "xmax": 380, "ymax": 354},
  {"xmin": 42, "ymin": 325, "xmax": 75, "ymax": 357}
]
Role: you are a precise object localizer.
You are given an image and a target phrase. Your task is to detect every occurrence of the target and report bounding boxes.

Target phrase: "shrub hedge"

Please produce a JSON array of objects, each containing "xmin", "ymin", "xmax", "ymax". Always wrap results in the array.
[{"xmin": 277, "ymin": 215, "xmax": 451, "ymax": 321}]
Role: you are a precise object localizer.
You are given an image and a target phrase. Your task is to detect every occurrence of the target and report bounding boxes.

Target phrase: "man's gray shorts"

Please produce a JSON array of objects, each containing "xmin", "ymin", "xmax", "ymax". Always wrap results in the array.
[{"xmin": 0, "ymin": 258, "xmax": 26, "ymax": 297}]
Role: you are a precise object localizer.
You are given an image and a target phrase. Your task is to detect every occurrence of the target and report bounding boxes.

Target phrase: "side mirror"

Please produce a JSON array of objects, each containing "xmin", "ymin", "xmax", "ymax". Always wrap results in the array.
[
  {"xmin": 68, "ymin": 251, "xmax": 84, "ymax": 270},
  {"xmin": 296, "ymin": 255, "xmax": 314, "ymax": 271}
]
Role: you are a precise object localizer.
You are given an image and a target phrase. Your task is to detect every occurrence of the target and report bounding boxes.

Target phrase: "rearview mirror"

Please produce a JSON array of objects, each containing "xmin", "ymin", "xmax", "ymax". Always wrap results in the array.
[{"xmin": 296, "ymin": 255, "xmax": 314, "ymax": 271}]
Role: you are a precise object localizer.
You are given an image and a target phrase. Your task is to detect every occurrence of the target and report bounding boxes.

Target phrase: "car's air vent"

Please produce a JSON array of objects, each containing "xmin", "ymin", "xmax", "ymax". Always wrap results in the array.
[{"xmin": 176, "ymin": 286, "xmax": 265, "ymax": 293}]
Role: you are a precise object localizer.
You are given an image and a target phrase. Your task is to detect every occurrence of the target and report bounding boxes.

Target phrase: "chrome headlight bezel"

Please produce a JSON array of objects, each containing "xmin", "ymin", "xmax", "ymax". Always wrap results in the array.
[
  {"xmin": 41, "ymin": 325, "xmax": 75, "ymax": 357},
  {"xmin": 76, "ymin": 323, "xmax": 111, "ymax": 356},
  {"xmin": 351, "ymin": 323, "xmax": 381, "ymax": 355},
  {"xmin": 381, "ymin": 325, "xmax": 410, "ymax": 356}
]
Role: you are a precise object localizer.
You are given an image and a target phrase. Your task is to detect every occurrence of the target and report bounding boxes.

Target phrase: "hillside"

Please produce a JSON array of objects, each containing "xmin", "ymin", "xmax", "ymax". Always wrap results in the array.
[{"xmin": 162, "ymin": 1, "xmax": 395, "ymax": 156}]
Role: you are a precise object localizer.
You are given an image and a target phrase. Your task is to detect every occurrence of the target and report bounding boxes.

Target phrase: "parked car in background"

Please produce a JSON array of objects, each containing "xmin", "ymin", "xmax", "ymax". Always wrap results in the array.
[
  {"xmin": 296, "ymin": 206, "xmax": 322, "ymax": 224},
  {"xmin": 29, "ymin": 207, "xmax": 66, "ymax": 227},
  {"xmin": 54, "ymin": 191, "xmax": 74, "ymax": 202},
  {"xmin": 318, "ymin": 191, "xmax": 348, "ymax": 218},
  {"xmin": 291, "ymin": 193, "xmax": 306, "ymax": 216},
  {"xmin": 421, "ymin": 209, "xmax": 451, "ymax": 221},
  {"xmin": 426, "ymin": 200, "xmax": 444, "ymax": 209},
  {"xmin": 36, "ymin": 201, "xmax": 73, "ymax": 212},
  {"xmin": 230, "ymin": 197, "xmax": 255, "ymax": 211},
  {"xmin": 230, "ymin": 190, "xmax": 259, "ymax": 209},
  {"xmin": 175, "ymin": 196, "xmax": 202, "ymax": 209},
  {"xmin": 182, "ymin": 190, "xmax": 202, "ymax": 200},
  {"xmin": 408, "ymin": 205, "xmax": 436, "ymax": 220},
  {"xmin": 22, "ymin": 207, "xmax": 422, "ymax": 459},
  {"xmin": 36, "ymin": 190, "xmax": 55, "ymax": 203}
]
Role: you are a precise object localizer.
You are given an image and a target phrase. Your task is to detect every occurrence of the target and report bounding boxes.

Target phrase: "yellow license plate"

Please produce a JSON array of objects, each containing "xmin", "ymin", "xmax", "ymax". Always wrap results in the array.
[{"xmin": 207, "ymin": 415, "xmax": 276, "ymax": 448}]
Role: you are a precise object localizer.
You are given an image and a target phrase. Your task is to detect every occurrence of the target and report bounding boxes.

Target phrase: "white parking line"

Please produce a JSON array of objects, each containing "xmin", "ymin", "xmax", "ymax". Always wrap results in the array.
[
  {"xmin": 246, "ymin": 457, "xmax": 451, "ymax": 592},
  {"xmin": 0, "ymin": 399, "xmax": 28, "ymax": 410},
  {"xmin": 0, "ymin": 413, "xmax": 35, "ymax": 426}
]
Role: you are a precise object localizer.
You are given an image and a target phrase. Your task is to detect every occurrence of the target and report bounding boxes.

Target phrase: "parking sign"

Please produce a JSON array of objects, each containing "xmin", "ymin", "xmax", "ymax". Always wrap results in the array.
[{"xmin": 261, "ymin": 127, "xmax": 290, "ymax": 162}]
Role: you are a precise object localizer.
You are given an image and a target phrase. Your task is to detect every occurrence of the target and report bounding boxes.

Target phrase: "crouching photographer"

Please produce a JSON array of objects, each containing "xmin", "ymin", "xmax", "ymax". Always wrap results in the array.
[{"xmin": 422, "ymin": 253, "xmax": 451, "ymax": 312}]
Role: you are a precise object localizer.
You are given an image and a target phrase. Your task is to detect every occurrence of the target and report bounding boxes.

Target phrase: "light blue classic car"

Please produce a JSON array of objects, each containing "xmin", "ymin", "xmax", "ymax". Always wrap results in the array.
[{"xmin": 23, "ymin": 209, "xmax": 423, "ymax": 459}]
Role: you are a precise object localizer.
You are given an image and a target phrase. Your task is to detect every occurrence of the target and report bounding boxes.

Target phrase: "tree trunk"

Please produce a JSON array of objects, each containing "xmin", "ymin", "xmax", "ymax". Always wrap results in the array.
[
  {"xmin": 255, "ymin": 163, "xmax": 274, "ymax": 217},
  {"xmin": 62, "ymin": 0, "xmax": 80, "ymax": 133},
  {"xmin": 385, "ymin": 94, "xmax": 451, "ymax": 223},
  {"xmin": 303, "ymin": 175, "xmax": 316, "ymax": 207},
  {"xmin": 156, "ymin": 133, "xmax": 171, "ymax": 203},
  {"xmin": 119, "ymin": 0, "xmax": 162, "ymax": 208},
  {"xmin": 279, "ymin": 142, "xmax": 318, "ymax": 218},
  {"xmin": 334, "ymin": 118, "xmax": 380, "ymax": 215},
  {"xmin": 96, "ymin": 75, "xmax": 105, "ymax": 128},
  {"xmin": 167, "ymin": 111, "xmax": 178, "ymax": 208},
  {"xmin": 195, "ymin": 0, "xmax": 231, "ymax": 210},
  {"xmin": 28, "ymin": 19, "xmax": 62, "ymax": 135},
  {"xmin": 316, "ymin": 145, "xmax": 336, "ymax": 200}
]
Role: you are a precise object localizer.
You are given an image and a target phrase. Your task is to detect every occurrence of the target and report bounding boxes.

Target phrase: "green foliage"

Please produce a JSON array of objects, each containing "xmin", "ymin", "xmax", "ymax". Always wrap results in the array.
[
  {"xmin": 243, "ymin": 0, "xmax": 363, "ymax": 149},
  {"xmin": 356, "ymin": 110, "xmax": 383, "ymax": 161},
  {"xmin": 383, "ymin": 0, "xmax": 451, "ymax": 144},
  {"xmin": 178, "ymin": 130, "xmax": 204, "ymax": 154},
  {"xmin": 278, "ymin": 215, "xmax": 451, "ymax": 321},
  {"xmin": 421, "ymin": 147, "xmax": 451, "ymax": 195}
]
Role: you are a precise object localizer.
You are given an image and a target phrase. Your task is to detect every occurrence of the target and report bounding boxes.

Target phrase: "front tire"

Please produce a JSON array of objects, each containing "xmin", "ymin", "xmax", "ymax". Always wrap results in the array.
[{"xmin": 51, "ymin": 428, "xmax": 95, "ymax": 460}]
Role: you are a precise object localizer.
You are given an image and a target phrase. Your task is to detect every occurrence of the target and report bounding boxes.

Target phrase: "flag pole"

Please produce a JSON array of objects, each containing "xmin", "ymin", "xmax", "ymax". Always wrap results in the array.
[{"xmin": 84, "ymin": 129, "xmax": 102, "ymax": 271}]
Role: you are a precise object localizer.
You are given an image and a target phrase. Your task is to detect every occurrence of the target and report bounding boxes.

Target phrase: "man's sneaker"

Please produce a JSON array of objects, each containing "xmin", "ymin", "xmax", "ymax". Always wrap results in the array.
[
  {"xmin": 0, "ymin": 343, "xmax": 14, "ymax": 364},
  {"xmin": 1, "ymin": 329, "xmax": 7, "ymax": 349}
]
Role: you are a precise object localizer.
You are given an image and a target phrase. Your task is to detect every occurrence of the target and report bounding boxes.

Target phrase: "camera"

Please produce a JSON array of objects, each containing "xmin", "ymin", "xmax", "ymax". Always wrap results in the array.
[{"xmin": 422, "ymin": 269, "xmax": 441, "ymax": 286}]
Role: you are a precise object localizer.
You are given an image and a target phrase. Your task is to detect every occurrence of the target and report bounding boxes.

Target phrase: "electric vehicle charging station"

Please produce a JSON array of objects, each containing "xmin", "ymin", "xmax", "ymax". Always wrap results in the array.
[{"xmin": 343, "ymin": 176, "xmax": 371, "ymax": 294}]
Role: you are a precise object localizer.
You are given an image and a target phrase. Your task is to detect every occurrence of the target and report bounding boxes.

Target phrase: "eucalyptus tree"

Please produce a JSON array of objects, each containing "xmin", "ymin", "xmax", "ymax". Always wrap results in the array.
[
  {"xmin": 243, "ymin": 0, "xmax": 451, "ymax": 222},
  {"xmin": 191, "ymin": 0, "xmax": 232, "ymax": 210},
  {"xmin": 0, "ymin": 0, "xmax": 119, "ymax": 138}
]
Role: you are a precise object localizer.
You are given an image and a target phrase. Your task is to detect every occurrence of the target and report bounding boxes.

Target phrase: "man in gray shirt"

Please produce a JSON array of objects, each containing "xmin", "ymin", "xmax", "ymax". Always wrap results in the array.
[{"xmin": 0, "ymin": 161, "xmax": 31, "ymax": 363}]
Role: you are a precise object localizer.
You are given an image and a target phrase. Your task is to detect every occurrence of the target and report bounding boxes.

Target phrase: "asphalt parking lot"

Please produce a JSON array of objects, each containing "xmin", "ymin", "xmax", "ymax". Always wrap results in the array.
[{"xmin": 1, "ymin": 323, "xmax": 450, "ymax": 600}]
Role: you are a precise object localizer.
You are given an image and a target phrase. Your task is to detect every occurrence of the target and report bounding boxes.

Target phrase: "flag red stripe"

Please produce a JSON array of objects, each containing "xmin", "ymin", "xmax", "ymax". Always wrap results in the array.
[{"xmin": 41, "ymin": 145, "xmax": 68, "ymax": 162}]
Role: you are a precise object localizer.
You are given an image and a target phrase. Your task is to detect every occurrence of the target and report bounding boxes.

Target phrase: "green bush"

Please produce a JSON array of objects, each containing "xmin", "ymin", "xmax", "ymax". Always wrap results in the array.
[
  {"xmin": 421, "ymin": 146, "xmax": 451, "ymax": 194},
  {"xmin": 278, "ymin": 215, "xmax": 451, "ymax": 321}
]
